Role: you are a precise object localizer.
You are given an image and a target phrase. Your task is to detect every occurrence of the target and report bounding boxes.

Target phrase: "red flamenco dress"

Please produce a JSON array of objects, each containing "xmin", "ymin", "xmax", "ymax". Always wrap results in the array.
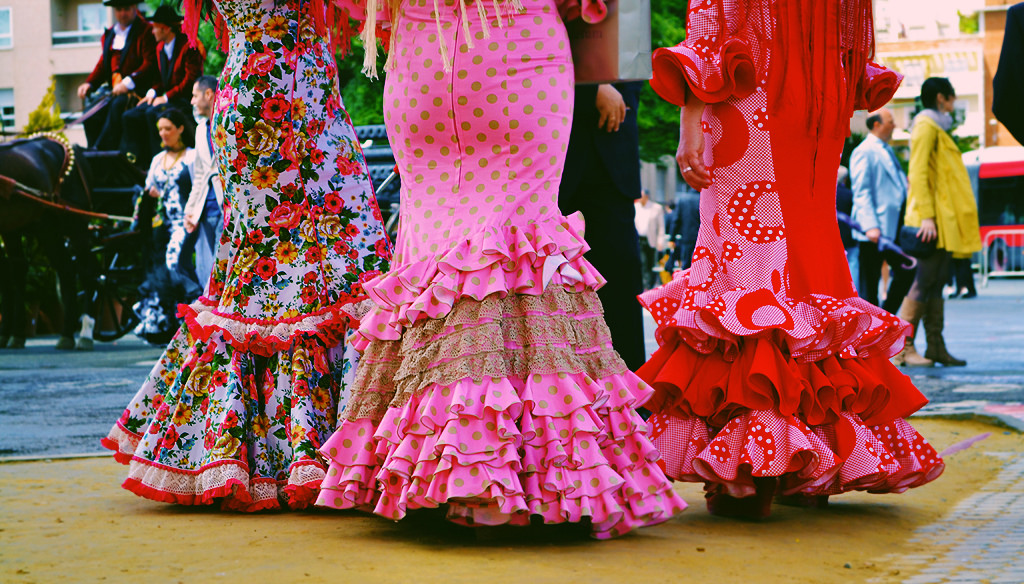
[{"xmin": 638, "ymin": 0, "xmax": 944, "ymax": 515}]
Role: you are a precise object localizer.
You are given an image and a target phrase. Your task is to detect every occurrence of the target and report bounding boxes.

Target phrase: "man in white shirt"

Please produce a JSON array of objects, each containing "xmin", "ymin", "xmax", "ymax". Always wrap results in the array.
[
  {"xmin": 77, "ymin": 0, "xmax": 156, "ymax": 149},
  {"xmin": 181, "ymin": 76, "xmax": 224, "ymax": 294},
  {"xmin": 634, "ymin": 188, "xmax": 666, "ymax": 290}
]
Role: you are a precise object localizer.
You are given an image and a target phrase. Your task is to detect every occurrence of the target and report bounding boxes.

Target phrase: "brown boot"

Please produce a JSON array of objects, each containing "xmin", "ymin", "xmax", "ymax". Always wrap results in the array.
[
  {"xmin": 892, "ymin": 298, "xmax": 934, "ymax": 367},
  {"xmin": 923, "ymin": 298, "xmax": 967, "ymax": 366}
]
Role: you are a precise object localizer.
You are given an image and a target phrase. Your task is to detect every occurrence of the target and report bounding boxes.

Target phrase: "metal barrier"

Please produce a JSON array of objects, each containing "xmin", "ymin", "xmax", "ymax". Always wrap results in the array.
[{"xmin": 980, "ymin": 227, "xmax": 1024, "ymax": 285}]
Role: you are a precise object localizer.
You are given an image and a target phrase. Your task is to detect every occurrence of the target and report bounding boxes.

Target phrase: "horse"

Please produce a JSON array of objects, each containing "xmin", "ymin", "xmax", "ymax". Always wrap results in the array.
[{"xmin": 0, "ymin": 133, "xmax": 99, "ymax": 350}]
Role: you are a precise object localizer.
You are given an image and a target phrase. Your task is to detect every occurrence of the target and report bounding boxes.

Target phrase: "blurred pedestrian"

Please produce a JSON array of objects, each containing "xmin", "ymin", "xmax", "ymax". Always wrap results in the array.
[
  {"xmin": 665, "ymin": 189, "xmax": 700, "ymax": 274},
  {"xmin": 634, "ymin": 188, "xmax": 666, "ymax": 290},
  {"xmin": 948, "ymin": 257, "xmax": 977, "ymax": 299},
  {"xmin": 835, "ymin": 165, "xmax": 857, "ymax": 281},
  {"xmin": 894, "ymin": 77, "xmax": 981, "ymax": 367},
  {"xmin": 850, "ymin": 108, "xmax": 907, "ymax": 305},
  {"xmin": 560, "ymin": 82, "xmax": 646, "ymax": 369},
  {"xmin": 181, "ymin": 75, "xmax": 223, "ymax": 294},
  {"xmin": 132, "ymin": 108, "xmax": 196, "ymax": 344}
]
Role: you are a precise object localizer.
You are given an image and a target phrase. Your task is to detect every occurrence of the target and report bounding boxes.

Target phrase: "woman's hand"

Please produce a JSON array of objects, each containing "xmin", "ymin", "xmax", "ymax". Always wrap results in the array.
[
  {"xmin": 676, "ymin": 96, "xmax": 711, "ymax": 190},
  {"xmin": 147, "ymin": 187, "xmax": 160, "ymax": 199},
  {"xmin": 596, "ymin": 84, "xmax": 627, "ymax": 132},
  {"xmin": 918, "ymin": 217, "xmax": 938, "ymax": 242}
]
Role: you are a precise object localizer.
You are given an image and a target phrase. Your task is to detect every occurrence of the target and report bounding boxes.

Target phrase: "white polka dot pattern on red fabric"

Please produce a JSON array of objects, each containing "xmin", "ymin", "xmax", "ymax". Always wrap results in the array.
[
  {"xmin": 721, "ymin": 241, "xmax": 743, "ymax": 262},
  {"xmin": 727, "ymin": 182, "xmax": 786, "ymax": 244}
]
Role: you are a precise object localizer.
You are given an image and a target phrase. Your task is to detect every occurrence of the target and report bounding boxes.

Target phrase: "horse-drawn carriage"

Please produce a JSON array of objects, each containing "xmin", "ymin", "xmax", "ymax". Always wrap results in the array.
[
  {"xmin": 0, "ymin": 124, "xmax": 401, "ymax": 350},
  {"xmin": 0, "ymin": 133, "xmax": 146, "ymax": 348}
]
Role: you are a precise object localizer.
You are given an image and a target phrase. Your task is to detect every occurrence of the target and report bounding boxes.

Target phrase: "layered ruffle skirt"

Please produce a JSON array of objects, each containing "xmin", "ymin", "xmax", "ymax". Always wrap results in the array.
[{"xmin": 315, "ymin": 214, "xmax": 687, "ymax": 538}]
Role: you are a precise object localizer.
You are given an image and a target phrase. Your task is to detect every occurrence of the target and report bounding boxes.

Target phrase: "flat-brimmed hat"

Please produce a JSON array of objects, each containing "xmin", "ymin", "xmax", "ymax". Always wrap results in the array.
[
  {"xmin": 150, "ymin": 5, "xmax": 183, "ymax": 26},
  {"xmin": 102, "ymin": 0, "xmax": 140, "ymax": 7}
]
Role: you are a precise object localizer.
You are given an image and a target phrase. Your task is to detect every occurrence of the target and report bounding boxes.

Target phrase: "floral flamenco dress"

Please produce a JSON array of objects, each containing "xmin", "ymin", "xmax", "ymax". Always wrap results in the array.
[
  {"xmin": 637, "ymin": 0, "xmax": 944, "ymax": 513},
  {"xmin": 101, "ymin": 0, "xmax": 391, "ymax": 511},
  {"xmin": 314, "ymin": 0, "xmax": 686, "ymax": 538}
]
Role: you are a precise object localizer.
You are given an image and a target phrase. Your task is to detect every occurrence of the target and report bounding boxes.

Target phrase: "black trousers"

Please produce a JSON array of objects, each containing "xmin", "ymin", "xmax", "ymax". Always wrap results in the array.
[
  {"xmin": 857, "ymin": 240, "xmax": 885, "ymax": 306},
  {"xmin": 84, "ymin": 94, "xmax": 132, "ymax": 150},
  {"xmin": 908, "ymin": 251, "xmax": 952, "ymax": 302},
  {"xmin": 558, "ymin": 163, "xmax": 646, "ymax": 371}
]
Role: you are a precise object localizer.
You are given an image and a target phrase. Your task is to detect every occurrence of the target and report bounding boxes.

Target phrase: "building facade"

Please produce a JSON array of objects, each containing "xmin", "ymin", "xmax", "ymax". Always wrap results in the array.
[
  {"xmin": 868, "ymin": 0, "xmax": 1019, "ymax": 148},
  {"xmin": 0, "ymin": 0, "xmax": 118, "ymax": 144}
]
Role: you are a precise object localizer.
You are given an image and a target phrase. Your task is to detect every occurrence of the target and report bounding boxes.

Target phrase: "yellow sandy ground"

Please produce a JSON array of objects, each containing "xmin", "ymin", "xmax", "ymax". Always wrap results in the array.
[{"xmin": 1, "ymin": 417, "xmax": 1019, "ymax": 584}]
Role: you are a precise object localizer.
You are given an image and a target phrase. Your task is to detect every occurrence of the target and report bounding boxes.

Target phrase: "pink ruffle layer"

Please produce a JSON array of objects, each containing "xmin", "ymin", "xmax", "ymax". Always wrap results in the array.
[
  {"xmin": 354, "ymin": 213, "xmax": 604, "ymax": 347},
  {"xmin": 650, "ymin": 409, "xmax": 944, "ymax": 498},
  {"xmin": 641, "ymin": 275, "xmax": 911, "ymax": 363},
  {"xmin": 317, "ymin": 371, "xmax": 686, "ymax": 539}
]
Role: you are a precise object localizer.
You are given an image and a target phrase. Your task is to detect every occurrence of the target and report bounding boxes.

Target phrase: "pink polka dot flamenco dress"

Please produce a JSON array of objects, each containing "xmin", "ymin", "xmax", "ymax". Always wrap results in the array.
[
  {"xmin": 101, "ymin": 0, "xmax": 392, "ymax": 511},
  {"xmin": 315, "ymin": 0, "xmax": 686, "ymax": 538},
  {"xmin": 637, "ymin": 0, "xmax": 944, "ymax": 518}
]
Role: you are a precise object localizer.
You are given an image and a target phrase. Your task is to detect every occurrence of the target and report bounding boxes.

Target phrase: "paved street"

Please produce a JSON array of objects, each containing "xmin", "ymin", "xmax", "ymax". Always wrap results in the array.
[{"xmin": 0, "ymin": 279, "xmax": 1022, "ymax": 458}]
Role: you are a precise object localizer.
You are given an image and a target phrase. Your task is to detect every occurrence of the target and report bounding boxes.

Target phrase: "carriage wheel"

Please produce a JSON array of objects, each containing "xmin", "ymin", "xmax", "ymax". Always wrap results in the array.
[{"xmin": 88, "ymin": 233, "xmax": 142, "ymax": 342}]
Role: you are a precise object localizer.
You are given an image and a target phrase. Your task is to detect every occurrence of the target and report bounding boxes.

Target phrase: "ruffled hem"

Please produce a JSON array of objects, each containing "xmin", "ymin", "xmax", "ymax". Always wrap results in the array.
[
  {"xmin": 557, "ymin": 0, "xmax": 608, "ymax": 23},
  {"xmin": 854, "ymin": 61, "xmax": 904, "ymax": 113},
  {"xmin": 650, "ymin": 409, "xmax": 943, "ymax": 498},
  {"xmin": 316, "ymin": 370, "xmax": 686, "ymax": 539},
  {"xmin": 354, "ymin": 212, "xmax": 604, "ymax": 347},
  {"xmin": 640, "ymin": 275, "xmax": 911, "ymax": 362},
  {"xmin": 638, "ymin": 335, "xmax": 929, "ymax": 429},
  {"xmin": 102, "ymin": 421, "xmax": 142, "ymax": 465},
  {"xmin": 119, "ymin": 456, "xmax": 326, "ymax": 512},
  {"xmin": 179, "ymin": 298, "xmax": 360, "ymax": 357},
  {"xmin": 649, "ymin": 39, "xmax": 757, "ymax": 106}
]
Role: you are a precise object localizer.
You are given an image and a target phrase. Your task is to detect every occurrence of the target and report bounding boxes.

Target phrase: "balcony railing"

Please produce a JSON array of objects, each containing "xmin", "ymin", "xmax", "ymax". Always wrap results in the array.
[{"xmin": 52, "ymin": 30, "xmax": 102, "ymax": 46}]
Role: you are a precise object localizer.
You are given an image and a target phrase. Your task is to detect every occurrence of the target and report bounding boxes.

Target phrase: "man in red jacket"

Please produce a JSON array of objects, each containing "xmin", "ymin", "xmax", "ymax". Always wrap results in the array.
[
  {"xmin": 77, "ymin": 0, "xmax": 157, "ymax": 150},
  {"xmin": 120, "ymin": 4, "xmax": 203, "ymax": 165}
]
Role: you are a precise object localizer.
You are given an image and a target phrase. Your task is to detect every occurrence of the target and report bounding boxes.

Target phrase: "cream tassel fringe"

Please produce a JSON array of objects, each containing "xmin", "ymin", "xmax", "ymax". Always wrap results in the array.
[{"xmin": 360, "ymin": 0, "xmax": 525, "ymax": 78}]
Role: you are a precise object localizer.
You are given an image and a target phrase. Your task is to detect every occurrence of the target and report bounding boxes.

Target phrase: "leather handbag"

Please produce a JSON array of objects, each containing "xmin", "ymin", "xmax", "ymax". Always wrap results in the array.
[{"xmin": 897, "ymin": 225, "xmax": 937, "ymax": 258}]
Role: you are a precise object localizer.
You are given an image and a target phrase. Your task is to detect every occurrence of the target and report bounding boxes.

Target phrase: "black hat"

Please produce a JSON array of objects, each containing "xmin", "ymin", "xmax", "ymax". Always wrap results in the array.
[
  {"xmin": 150, "ymin": 4, "xmax": 183, "ymax": 26},
  {"xmin": 102, "ymin": 0, "xmax": 140, "ymax": 7}
]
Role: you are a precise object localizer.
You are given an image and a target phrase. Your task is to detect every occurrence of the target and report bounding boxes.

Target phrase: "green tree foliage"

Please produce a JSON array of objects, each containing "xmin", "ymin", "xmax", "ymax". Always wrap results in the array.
[
  {"xmin": 638, "ymin": 0, "xmax": 687, "ymax": 162},
  {"xmin": 336, "ymin": 40, "xmax": 386, "ymax": 127},
  {"xmin": 22, "ymin": 77, "xmax": 65, "ymax": 135},
  {"xmin": 198, "ymin": 20, "xmax": 227, "ymax": 75}
]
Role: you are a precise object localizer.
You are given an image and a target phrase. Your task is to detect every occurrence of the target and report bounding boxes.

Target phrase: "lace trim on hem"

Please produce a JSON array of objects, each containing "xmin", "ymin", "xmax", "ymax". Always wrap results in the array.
[
  {"xmin": 122, "ymin": 456, "xmax": 326, "ymax": 510},
  {"xmin": 179, "ymin": 302, "xmax": 357, "ymax": 356},
  {"xmin": 103, "ymin": 422, "xmax": 141, "ymax": 464}
]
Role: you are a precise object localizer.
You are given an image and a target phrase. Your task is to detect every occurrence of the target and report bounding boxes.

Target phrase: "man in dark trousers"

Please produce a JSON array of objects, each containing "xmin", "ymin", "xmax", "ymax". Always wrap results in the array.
[
  {"xmin": 121, "ymin": 5, "xmax": 203, "ymax": 165},
  {"xmin": 994, "ymin": 2, "xmax": 1024, "ymax": 144},
  {"xmin": 559, "ymin": 82, "xmax": 646, "ymax": 371},
  {"xmin": 77, "ymin": 0, "xmax": 157, "ymax": 150}
]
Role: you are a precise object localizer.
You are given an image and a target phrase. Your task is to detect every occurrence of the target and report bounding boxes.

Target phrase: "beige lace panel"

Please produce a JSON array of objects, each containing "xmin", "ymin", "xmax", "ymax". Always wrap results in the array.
[{"xmin": 345, "ymin": 289, "xmax": 627, "ymax": 423}]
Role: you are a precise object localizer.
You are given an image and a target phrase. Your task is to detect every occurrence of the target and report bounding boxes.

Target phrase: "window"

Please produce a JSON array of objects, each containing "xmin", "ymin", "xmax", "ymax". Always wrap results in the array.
[
  {"xmin": 0, "ymin": 89, "xmax": 14, "ymax": 129},
  {"xmin": 0, "ymin": 7, "xmax": 12, "ymax": 49},
  {"xmin": 53, "ymin": 3, "xmax": 104, "ymax": 45},
  {"xmin": 78, "ymin": 4, "xmax": 105, "ymax": 33}
]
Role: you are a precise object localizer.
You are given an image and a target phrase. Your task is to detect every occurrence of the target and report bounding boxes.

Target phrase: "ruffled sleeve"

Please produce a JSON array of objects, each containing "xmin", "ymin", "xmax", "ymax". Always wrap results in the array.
[
  {"xmin": 853, "ymin": 61, "xmax": 904, "ymax": 112},
  {"xmin": 649, "ymin": 1, "xmax": 757, "ymax": 106},
  {"xmin": 557, "ymin": 0, "xmax": 608, "ymax": 23}
]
